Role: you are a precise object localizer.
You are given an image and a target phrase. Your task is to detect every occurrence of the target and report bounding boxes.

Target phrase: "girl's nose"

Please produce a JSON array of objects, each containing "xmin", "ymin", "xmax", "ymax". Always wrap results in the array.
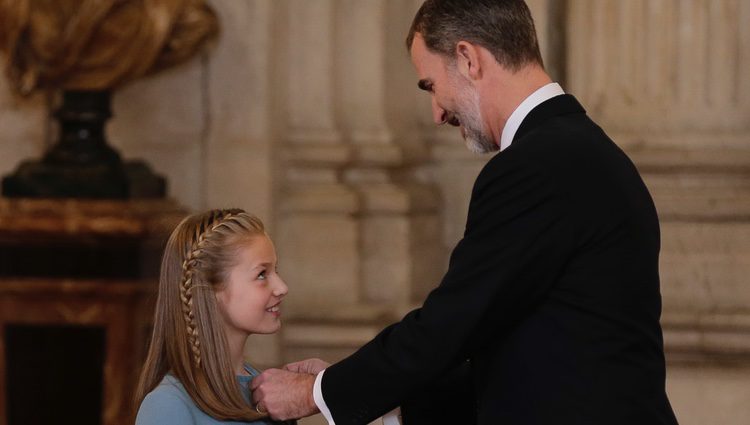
[{"xmin": 273, "ymin": 276, "xmax": 288, "ymax": 297}]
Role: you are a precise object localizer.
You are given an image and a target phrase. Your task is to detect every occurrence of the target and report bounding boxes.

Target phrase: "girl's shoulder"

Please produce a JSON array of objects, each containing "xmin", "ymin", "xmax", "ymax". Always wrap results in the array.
[
  {"xmin": 136, "ymin": 370, "xmax": 287, "ymax": 425},
  {"xmin": 136, "ymin": 375, "xmax": 195, "ymax": 425}
]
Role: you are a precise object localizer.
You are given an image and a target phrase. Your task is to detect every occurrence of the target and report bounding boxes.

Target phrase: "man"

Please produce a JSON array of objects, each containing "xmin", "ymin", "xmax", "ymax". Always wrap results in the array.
[{"xmin": 251, "ymin": 1, "xmax": 679, "ymax": 424}]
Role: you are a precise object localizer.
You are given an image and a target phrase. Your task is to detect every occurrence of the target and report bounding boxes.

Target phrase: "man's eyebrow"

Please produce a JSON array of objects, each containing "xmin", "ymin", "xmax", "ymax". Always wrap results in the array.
[{"xmin": 418, "ymin": 79, "xmax": 432, "ymax": 91}]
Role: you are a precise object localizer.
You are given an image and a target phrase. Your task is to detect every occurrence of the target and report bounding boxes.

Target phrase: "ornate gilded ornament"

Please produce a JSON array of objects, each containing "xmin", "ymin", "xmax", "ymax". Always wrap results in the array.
[{"xmin": 0, "ymin": 0, "xmax": 219, "ymax": 95}]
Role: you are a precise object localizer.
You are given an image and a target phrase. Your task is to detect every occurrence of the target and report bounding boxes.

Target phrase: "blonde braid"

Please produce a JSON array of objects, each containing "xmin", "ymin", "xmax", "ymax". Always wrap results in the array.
[{"xmin": 179, "ymin": 210, "xmax": 241, "ymax": 367}]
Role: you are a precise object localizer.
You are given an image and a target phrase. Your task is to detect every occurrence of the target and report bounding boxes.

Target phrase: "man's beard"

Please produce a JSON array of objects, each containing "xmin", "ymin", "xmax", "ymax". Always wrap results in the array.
[{"xmin": 454, "ymin": 84, "xmax": 499, "ymax": 155}]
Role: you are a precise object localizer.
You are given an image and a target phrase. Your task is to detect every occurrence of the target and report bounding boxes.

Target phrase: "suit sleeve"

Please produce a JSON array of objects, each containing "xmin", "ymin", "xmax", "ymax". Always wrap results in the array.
[
  {"xmin": 321, "ymin": 155, "xmax": 576, "ymax": 425},
  {"xmin": 400, "ymin": 359, "xmax": 476, "ymax": 425}
]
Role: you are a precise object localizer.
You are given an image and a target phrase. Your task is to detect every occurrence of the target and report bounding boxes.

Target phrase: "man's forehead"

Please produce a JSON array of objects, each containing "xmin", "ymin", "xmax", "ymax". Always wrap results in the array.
[
  {"xmin": 409, "ymin": 34, "xmax": 426, "ymax": 70},
  {"xmin": 410, "ymin": 33, "xmax": 444, "ymax": 78},
  {"xmin": 410, "ymin": 33, "xmax": 429, "ymax": 58}
]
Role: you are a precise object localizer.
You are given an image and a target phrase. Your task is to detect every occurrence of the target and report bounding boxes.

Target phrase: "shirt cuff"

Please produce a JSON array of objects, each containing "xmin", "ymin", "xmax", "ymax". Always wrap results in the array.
[
  {"xmin": 382, "ymin": 407, "xmax": 402, "ymax": 425},
  {"xmin": 313, "ymin": 369, "xmax": 402, "ymax": 425},
  {"xmin": 313, "ymin": 370, "xmax": 336, "ymax": 425}
]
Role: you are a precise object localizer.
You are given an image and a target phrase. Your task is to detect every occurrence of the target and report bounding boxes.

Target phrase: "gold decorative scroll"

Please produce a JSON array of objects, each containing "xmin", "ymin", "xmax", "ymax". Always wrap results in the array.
[{"xmin": 0, "ymin": 0, "xmax": 219, "ymax": 95}]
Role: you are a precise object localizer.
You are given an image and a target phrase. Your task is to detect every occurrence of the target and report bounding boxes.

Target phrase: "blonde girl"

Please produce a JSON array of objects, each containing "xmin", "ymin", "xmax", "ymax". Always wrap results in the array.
[{"xmin": 135, "ymin": 209, "xmax": 292, "ymax": 424}]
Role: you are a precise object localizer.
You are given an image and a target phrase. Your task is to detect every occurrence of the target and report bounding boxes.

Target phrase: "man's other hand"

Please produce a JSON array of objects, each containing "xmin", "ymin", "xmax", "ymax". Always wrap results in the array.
[
  {"xmin": 251, "ymin": 368, "xmax": 319, "ymax": 421},
  {"xmin": 283, "ymin": 358, "xmax": 331, "ymax": 375}
]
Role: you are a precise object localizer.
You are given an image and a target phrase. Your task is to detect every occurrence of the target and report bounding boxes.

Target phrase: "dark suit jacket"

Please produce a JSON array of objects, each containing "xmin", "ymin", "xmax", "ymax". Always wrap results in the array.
[{"xmin": 321, "ymin": 95, "xmax": 679, "ymax": 425}]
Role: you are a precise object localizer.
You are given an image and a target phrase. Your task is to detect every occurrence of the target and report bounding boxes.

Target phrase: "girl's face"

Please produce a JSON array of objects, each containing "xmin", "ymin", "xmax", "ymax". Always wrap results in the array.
[{"xmin": 215, "ymin": 234, "xmax": 288, "ymax": 336}]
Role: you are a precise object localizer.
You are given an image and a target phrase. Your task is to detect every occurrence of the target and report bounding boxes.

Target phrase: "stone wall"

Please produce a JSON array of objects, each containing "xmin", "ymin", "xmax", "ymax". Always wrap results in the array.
[{"xmin": 0, "ymin": 1, "xmax": 748, "ymax": 424}]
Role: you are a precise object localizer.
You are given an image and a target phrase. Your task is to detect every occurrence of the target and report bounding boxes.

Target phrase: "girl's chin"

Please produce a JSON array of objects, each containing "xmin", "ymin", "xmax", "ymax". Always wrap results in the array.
[{"xmin": 249, "ymin": 323, "xmax": 282, "ymax": 335}]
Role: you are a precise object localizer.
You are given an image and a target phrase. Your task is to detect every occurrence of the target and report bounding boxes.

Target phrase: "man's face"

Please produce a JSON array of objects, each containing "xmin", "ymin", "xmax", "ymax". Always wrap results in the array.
[{"xmin": 410, "ymin": 33, "xmax": 499, "ymax": 154}]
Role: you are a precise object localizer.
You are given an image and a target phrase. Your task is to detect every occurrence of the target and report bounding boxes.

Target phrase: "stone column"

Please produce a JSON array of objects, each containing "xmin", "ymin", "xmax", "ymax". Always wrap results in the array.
[
  {"xmin": 204, "ymin": 0, "xmax": 275, "ymax": 219},
  {"xmin": 204, "ymin": 0, "xmax": 281, "ymax": 368},
  {"xmin": 276, "ymin": 0, "xmax": 360, "ymax": 316},
  {"xmin": 567, "ymin": 0, "xmax": 750, "ymax": 145},
  {"xmin": 526, "ymin": 0, "xmax": 567, "ymax": 83},
  {"xmin": 337, "ymin": 0, "xmax": 441, "ymax": 308},
  {"xmin": 278, "ymin": 1, "xmax": 443, "ymax": 377}
]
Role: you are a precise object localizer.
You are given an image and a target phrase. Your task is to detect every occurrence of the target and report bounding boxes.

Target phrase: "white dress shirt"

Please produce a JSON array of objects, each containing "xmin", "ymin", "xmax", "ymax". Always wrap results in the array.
[
  {"xmin": 500, "ymin": 82, "xmax": 565, "ymax": 151},
  {"xmin": 312, "ymin": 82, "xmax": 566, "ymax": 425}
]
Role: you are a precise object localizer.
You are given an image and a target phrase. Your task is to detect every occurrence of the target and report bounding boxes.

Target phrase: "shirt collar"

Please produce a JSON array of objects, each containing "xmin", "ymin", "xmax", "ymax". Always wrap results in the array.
[{"xmin": 499, "ymin": 82, "xmax": 565, "ymax": 151}]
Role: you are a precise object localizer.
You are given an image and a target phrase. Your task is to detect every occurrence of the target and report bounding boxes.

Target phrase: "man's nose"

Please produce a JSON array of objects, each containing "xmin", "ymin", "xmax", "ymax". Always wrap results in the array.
[{"xmin": 431, "ymin": 98, "xmax": 447, "ymax": 125}]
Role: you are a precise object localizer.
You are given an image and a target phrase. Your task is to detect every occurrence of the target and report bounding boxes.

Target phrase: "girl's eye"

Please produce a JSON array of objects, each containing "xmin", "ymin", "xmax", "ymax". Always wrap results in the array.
[{"xmin": 257, "ymin": 270, "xmax": 267, "ymax": 281}]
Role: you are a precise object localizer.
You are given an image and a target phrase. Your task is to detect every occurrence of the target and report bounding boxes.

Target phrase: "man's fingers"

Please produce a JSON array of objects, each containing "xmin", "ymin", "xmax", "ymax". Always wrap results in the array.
[
  {"xmin": 247, "ymin": 368, "xmax": 318, "ymax": 420},
  {"xmin": 283, "ymin": 360, "xmax": 312, "ymax": 373},
  {"xmin": 250, "ymin": 376, "xmax": 262, "ymax": 391},
  {"xmin": 251, "ymin": 369, "xmax": 318, "ymax": 420},
  {"xmin": 251, "ymin": 387, "xmax": 262, "ymax": 405},
  {"xmin": 265, "ymin": 402, "xmax": 286, "ymax": 421},
  {"xmin": 250, "ymin": 369, "xmax": 270, "ymax": 390},
  {"xmin": 255, "ymin": 392, "xmax": 288, "ymax": 421},
  {"xmin": 283, "ymin": 362, "xmax": 301, "ymax": 373},
  {"xmin": 282, "ymin": 358, "xmax": 330, "ymax": 375}
]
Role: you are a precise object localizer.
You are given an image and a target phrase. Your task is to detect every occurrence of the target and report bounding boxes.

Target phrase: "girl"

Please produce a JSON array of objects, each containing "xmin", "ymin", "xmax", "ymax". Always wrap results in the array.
[{"xmin": 135, "ymin": 209, "xmax": 292, "ymax": 424}]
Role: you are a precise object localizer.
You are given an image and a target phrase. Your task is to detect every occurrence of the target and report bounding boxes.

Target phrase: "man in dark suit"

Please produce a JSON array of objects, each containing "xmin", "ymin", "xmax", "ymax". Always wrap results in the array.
[{"xmin": 251, "ymin": 1, "xmax": 679, "ymax": 424}]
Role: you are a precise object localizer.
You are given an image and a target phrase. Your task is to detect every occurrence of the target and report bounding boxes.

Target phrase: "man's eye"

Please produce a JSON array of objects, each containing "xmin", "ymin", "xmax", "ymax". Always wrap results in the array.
[{"xmin": 418, "ymin": 80, "xmax": 434, "ymax": 93}]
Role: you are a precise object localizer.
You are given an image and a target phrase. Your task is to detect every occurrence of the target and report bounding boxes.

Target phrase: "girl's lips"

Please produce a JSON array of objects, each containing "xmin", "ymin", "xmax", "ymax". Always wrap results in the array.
[
  {"xmin": 267, "ymin": 310, "xmax": 281, "ymax": 318},
  {"xmin": 266, "ymin": 302, "xmax": 281, "ymax": 316}
]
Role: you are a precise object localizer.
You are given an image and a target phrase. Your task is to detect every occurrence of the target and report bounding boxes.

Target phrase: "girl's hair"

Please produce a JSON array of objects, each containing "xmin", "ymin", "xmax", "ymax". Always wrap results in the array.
[{"xmin": 135, "ymin": 208, "xmax": 268, "ymax": 421}]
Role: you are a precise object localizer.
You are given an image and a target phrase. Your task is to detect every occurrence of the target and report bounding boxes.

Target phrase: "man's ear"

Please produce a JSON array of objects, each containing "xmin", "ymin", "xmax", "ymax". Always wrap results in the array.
[{"xmin": 455, "ymin": 41, "xmax": 482, "ymax": 81}]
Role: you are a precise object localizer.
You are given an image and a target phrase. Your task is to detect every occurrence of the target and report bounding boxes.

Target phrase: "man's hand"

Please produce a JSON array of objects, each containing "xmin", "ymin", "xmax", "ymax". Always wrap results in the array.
[
  {"xmin": 251, "ymin": 369, "xmax": 319, "ymax": 421},
  {"xmin": 284, "ymin": 358, "xmax": 330, "ymax": 375}
]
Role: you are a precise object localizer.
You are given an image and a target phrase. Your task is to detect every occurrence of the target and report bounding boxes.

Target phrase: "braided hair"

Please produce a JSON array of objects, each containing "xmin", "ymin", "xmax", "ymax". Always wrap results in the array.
[{"xmin": 179, "ymin": 209, "xmax": 242, "ymax": 367}]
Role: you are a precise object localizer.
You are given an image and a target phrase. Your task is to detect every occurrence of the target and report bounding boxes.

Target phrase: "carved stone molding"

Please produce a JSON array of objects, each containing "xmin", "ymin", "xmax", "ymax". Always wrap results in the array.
[
  {"xmin": 663, "ymin": 312, "xmax": 750, "ymax": 364},
  {"xmin": 629, "ymin": 147, "xmax": 750, "ymax": 366}
]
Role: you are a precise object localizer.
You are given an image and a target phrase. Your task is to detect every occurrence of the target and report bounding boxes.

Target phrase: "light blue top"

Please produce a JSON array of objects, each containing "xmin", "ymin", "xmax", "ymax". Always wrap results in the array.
[{"xmin": 136, "ymin": 364, "xmax": 277, "ymax": 425}]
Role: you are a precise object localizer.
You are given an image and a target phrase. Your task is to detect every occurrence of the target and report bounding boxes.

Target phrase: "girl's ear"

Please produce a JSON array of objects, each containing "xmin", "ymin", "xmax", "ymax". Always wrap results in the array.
[{"xmin": 214, "ymin": 287, "xmax": 226, "ymax": 306}]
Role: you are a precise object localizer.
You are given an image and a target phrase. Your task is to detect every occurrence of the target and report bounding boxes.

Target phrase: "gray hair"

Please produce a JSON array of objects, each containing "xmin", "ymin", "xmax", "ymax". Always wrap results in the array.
[{"xmin": 406, "ymin": 0, "xmax": 544, "ymax": 71}]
